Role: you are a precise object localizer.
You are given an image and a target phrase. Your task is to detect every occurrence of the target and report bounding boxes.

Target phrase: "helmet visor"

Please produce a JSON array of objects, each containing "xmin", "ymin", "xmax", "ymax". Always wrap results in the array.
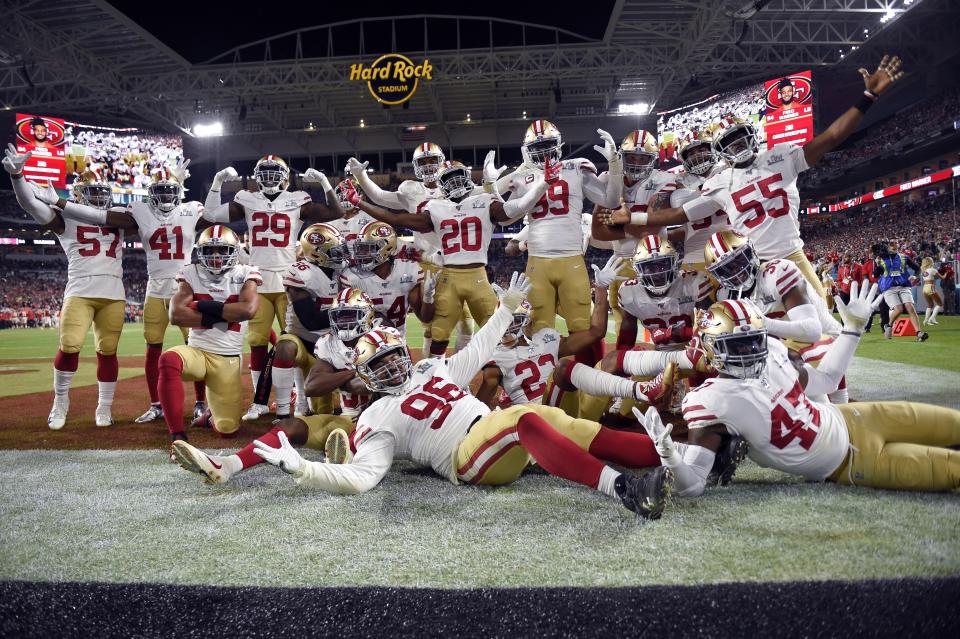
[
  {"xmin": 715, "ymin": 126, "xmax": 757, "ymax": 164},
  {"xmin": 438, "ymin": 167, "xmax": 474, "ymax": 200},
  {"xmin": 348, "ymin": 239, "xmax": 385, "ymax": 270},
  {"xmin": 680, "ymin": 142, "xmax": 714, "ymax": 176},
  {"xmin": 414, "ymin": 155, "xmax": 443, "ymax": 182},
  {"xmin": 636, "ymin": 254, "xmax": 678, "ymax": 294},
  {"xmin": 81, "ymin": 184, "xmax": 112, "ymax": 210},
  {"xmin": 707, "ymin": 244, "xmax": 758, "ymax": 291},
  {"xmin": 149, "ymin": 182, "xmax": 181, "ymax": 212},
  {"xmin": 199, "ymin": 244, "xmax": 237, "ymax": 275},
  {"xmin": 712, "ymin": 330, "xmax": 767, "ymax": 379},
  {"xmin": 328, "ymin": 306, "xmax": 371, "ymax": 341}
]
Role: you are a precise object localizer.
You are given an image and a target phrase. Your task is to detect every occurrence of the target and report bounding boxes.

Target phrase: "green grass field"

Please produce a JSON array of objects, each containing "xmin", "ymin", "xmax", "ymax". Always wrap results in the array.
[{"xmin": 0, "ymin": 316, "xmax": 958, "ymax": 588}]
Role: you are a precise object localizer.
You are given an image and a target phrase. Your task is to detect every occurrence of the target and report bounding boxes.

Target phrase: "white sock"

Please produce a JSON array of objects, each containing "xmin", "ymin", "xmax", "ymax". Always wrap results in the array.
[
  {"xmin": 250, "ymin": 370, "xmax": 262, "ymax": 401},
  {"xmin": 98, "ymin": 381, "xmax": 116, "ymax": 407},
  {"xmin": 932, "ymin": 305, "xmax": 941, "ymax": 321},
  {"xmin": 925, "ymin": 307, "xmax": 932, "ymax": 322},
  {"xmin": 271, "ymin": 365, "xmax": 295, "ymax": 415},
  {"xmin": 455, "ymin": 320, "xmax": 473, "ymax": 352},
  {"xmin": 294, "ymin": 368, "xmax": 306, "ymax": 404},
  {"xmin": 54, "ymin": 369, "xmax": 75, "ymax": 398},
  {"xmin": 422, "ymin": 337, "xmax": 432, "ymax": 359},
  {"xmin": 570, "ymin": 362, "xmax": 638, "ymax": 399},
  {"xmin": 223, "ymin": 454, "xmax": 243, "ymax": 476},
  {"xmin": 597, "ymin": 466, "xmax": 621, "ymax": 497}
]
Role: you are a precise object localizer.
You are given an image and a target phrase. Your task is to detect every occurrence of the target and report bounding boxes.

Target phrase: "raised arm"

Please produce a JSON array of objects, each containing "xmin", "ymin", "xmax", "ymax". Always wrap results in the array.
[
  {"xmin": 4, "ymin": 146, "xmax": 63, "ymax": 232},
  {"xmin": 301, "ymin": 168, "xmax": 345, "ymax": 222},
  {"xmin": 347, "ymin": 157, "xmax": 407, "ymax": 209},
  {"xmin": 204, "ymin": 167, "xmax": 243, "ymax": 223},
  {"xmin": 349, "ymin": 188, "xmax": 434, "ymax": 232},
  {"xmin": 489, "ymin": 154, "xmax": 554, "ymax": 224}
]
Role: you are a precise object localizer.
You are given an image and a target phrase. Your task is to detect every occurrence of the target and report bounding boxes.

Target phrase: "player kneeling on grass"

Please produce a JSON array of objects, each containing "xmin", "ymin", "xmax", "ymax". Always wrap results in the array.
[
  {"xmin": 637, "ymin": 281, "xmax": 960, "ymax": 496},
  {"xmin": 251, "ymin": 272, "xmax": 674, "ymax": 520},
  {"xmin": 170, "ymin": 289, "xmax": 381, "ymax": 483},
  {"xmin": 159, "ymin": 226, "xmax": 261, "ymax": 459}
]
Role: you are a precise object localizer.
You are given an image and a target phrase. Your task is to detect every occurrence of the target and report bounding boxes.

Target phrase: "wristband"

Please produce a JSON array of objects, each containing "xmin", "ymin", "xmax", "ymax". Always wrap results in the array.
[
  {"xmin": 200, "ymin": 313, "xmax": 220, "ymax": 328},
  {"xmin": 196, "ymin": 300, "xmax": 226, "ymax": 320},
  {"xmin": 11, "ymin": 173, "xmax": 23, "ymax": 180},
  {"xmin": 854, "ymin": 93, "xmax": 875, "ymax": 114},
  {"xmin": 841, "ymin": 329, "xmax": 862, "ymax": 337},
  {"xmin": 629, "ymin": 211, "xmax": 649, "ymax": 226}
]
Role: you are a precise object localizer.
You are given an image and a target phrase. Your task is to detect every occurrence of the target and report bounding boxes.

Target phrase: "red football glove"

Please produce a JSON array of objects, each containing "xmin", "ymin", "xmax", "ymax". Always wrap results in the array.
[
  {"xmin": 343, "ymin": 179, "xmax": 361, "ymax": 206},
  {"xmin": 650, "ymin": 327, "xmax": 673, "ymax": 346},
  {"xmin": 543, "ymin": 156, "xmax": 561, "ymax": 185}
]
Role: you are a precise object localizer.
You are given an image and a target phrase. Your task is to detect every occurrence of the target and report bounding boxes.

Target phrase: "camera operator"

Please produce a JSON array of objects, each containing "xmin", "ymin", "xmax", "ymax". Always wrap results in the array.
[{"xmin": 873, "ymin": 240, "xmax": 927, "ymax": 342}]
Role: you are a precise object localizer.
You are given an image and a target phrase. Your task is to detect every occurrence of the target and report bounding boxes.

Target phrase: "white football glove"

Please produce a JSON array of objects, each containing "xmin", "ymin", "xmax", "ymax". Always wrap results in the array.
[
  {"xmin": 347, "ymin": 157, "xmax": 369, "ymax": 178},
  {"xmin": 3, "ymin": 143, "xmax": 31, "ymax": 176},
  {"xmin": 303, "ymin": 168, "xmax": 332, "ymax": 192},
  {"xmin": 834, "ymin": 279, "xmax": 879, "ymax": 334},
  {"xmin": 252, "ymin": 431, "xmax": 304, "ymax": 475},
  {"xmin": 211, "ymin": 167, "xmax": 239, "ymax": 190},
  {"xmin": 590, "ymin": 255, "xmax": 630, "ymax": 288},
  {"xmin": 482, "ymin": 150, "xmax": 507, "ymax": 185},
  {"xmin": 170, "ymin": 157, "xmax": 191, "ymax": 184},
  {"xmin": 632, "ymin": 405, "xmax": 677, "ymax": 459},
  {"xmin": 500, "ymin": 271, "xmax": 532, "ymax": 310},
  {"xmin": 421, "ymin": 270, "xmax": 437, "ymax": 304},
  {"xmin": 593, "ymin": 129, "xmax": 622, "ymax": 172},
  {"xmin": 31, "ymin": 180, "xmax": 60, "ymax": 206}
]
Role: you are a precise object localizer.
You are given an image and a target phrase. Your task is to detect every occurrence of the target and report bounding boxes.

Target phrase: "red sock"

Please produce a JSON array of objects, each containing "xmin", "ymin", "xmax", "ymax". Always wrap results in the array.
[
  {"xmin": 194, "ymin": 381, "xmax": 206, "ymax": 402},
  {"xmin": 235, "ymin": 425, "xmax": 284, "ymax": 469},
  {"xmin": 145, "ymin": 345, "xmax": 162, "ymax": 403},
  {"xmin": 96, "ymin": 353, "xmax": 119, "ymax": 382},
  {"xmin": 158, "ymin": 351, "xmax": 185, "ymax": 435},
  {"xmin": 588, "ymin": 426, "xmax": 661, "ymax": 468},
  {"xmin": 574, "ymin": 339, "xmax": 603, "ymax": 368},
  {"xmin": 54, "ymin": 350, "xmax": 79, "ymax": 372},
  {"xmin": 269, "ymin": 330, "xmax": 278, "ymax": 347},
  {"xmin": 249, "ymin": 345, "xmax": 269, "ymax": 372},
  {"xmin": 515, "ymin": 413, "xmax": 604, "ymax": 489}
]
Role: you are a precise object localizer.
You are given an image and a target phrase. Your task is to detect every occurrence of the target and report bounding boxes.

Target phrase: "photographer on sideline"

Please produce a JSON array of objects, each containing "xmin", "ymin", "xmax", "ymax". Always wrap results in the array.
[{"xmin": 873, "ymin": 240, "xmax": 927, "ymax": 342}]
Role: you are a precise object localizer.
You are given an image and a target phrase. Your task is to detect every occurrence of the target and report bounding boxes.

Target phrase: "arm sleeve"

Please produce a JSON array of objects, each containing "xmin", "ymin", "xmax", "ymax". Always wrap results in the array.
[
  {"xmin": 763, "ymin": 303, "xmax": 822, "ymax": 343},
  {"xmin": 357, "ymin": 171, "xmax": 406, "ymax": 210},
  {"xmin": 502, "ymin": 180, "xmax": 548, "ymax": 221},
  {"xmin": 682, "ymin": 194, "xmax": 721, "ymax": 222},
  {"xmin": 203, "ymin": 201, "xmax": 231, "ymax": 223},
  {"xmin": 581, "ymin": 170, "xmax": 620, "ymax": 209},
  {"xmin": 660, "ymin": 444, "xmax": 715, "ymax": 498},
  {"xmin": 802, "ymin": 333, "xmax": 859, "ymax": 396},
  {"xmin": 446, "ymin": 303, "xmax": 514, "ymax": 387},
  {"xmin": 61, "ymin": 201, "xmax": 110, "ymax": 226},
  {"xmin": 291, "ymin": 431, "xmax": 395, "ymax": 494},
  {"xmin": 569, "ymin": 362, "xmax": 638, "ymax": 399},
  {"xmin": 11, "ymin": 178, "xmax": 56, "ymax": 225},
  {"xmin": 622, "ymin": 349, "xmax": 694, "ymax": 377},
  {"xmin": 512, "ymin": 224, "xmax": 529, "ymax": 247}
]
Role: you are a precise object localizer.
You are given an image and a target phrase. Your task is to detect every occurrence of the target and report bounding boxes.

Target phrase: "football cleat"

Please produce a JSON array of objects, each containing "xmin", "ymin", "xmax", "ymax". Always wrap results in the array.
[
  {"xmin": 191, "ymin": 408, "xmax": 215, "ymax": 430},
  {"xmin": 241, "ymin": 403, "xmax": 270, "ymax": 421},
  {"xmin": 294, "ymin": 395, "xmax": 311, "ymax": 418},
  {"xmin": 616, "ymin": 467, "xmax": 673, "ymax": 520},
  {"xmin": 47, "ymin": 396, "xmax": 69, "ymax": 430},
  {"xmin": 917, "ymin": 331, "xmax": 929, "ymax": 342},
  {"xmin": 135, "ymin": 404, "xmax": 164, "ymax": 424},
  {"xmin": 193, "ymin": 401, "xmax": 207, "ymax": 422},
  {"xmin": 324, "ymin": 428, "xmax": 354, "ymax": 464},
  {"xmin": 169, "ymin": 432, "xmax": 188, "ymax": 463},
  {"xmin": 706, "ymin": 436, "xmax": 749, "ymax": 487},
  {"xmin": 883, "ymin": 325, "xmax": 892, "ymax": 339},
  {"xmin": 94, "ymin": 404, "xmax": 113, "ymax": 427},
  {"xmin": 170, "ymin": 440, "xmax": 232, "ymax": 484}
]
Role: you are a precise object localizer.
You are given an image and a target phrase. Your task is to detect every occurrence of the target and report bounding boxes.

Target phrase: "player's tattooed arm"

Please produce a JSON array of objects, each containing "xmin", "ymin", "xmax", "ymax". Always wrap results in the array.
[
  {"xmin": 559, "ymin": 285, "xmax": 609, "ymax": 357},
  {"xmin": 475, "ymin": 365, "xmax": 503, "ymax": 409}
]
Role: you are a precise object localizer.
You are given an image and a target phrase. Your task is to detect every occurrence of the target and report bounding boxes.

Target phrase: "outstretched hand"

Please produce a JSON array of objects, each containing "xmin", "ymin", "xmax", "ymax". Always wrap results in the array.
[{"xmin": 859, "ymin": 54, "xmax": 903, "ymax": 96}]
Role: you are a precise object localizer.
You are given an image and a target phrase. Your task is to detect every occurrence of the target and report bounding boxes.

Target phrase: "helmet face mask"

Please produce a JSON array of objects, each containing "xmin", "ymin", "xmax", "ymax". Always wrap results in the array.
[
  {"xmin": 437, "ymin": 163, "xmax": 475, "ymax": 200},
  {"xmin": 522, "ymin": 139, "xmax": 562, "ymax": 169},
  {"xmin": 148, "ymin": 181, "xmax": 182, "ymax": 215},
  {"xmin": 254, "ymin": 158, "xmax": 289, "ymax": 195},
  {"xmin": 679, "ymin": 142, "xmax": 714, "ymax": 176},
  {"xmin": 703, "ymin": 330, "xmax": 768, "ymax": 379},
  {"xmin": 412, "ymin": 143, "xmax": 446, "ymax": 182},
  {"xmin": 349, "ymin": 221, "xmax": 397, "ymax": 270},
  {"xmin": 73, "ymin": 175, "xmax": 112, "ymax": 210},
  {"xmin": 623, "ymin": 151, "xmax": 657, "ymax": 182},
  {"xmin": 714, "ymin": 124, "xmax": 759, "ymax": 165},
  {"xmin": 635, "ymin": 254, "xmax": 678, "ymax": 295},
  {"xmin": 328, "ymin": 288, "xmax": 376, "ymax": 342},
  {"xmin": 708, "ymin": 243, "xmax": 759, "ymax": 291},
  {"xmin": 357, "ymin": 345, "xmax": 414, "ymax": 395},
  {"xmin": 503, "ymin": 302, "xmax": 532, "ymax": 345}
]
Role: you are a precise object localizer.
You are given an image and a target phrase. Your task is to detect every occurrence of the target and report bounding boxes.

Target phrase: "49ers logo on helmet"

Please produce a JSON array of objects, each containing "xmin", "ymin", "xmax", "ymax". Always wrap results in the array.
[
  {"xmin": 307, "ymin": 231, "xmax": 326, "ymax": 245},
  {"xmin": 371, "ymin": 225, "xmax": 392, "ymax": 238}
]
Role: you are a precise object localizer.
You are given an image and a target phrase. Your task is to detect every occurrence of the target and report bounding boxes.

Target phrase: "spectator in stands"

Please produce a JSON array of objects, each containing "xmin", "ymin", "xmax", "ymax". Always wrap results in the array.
[
  {"xmin": 943, "ymin": 263, "xmax": 957, "ymax": 315},
  {"xmin": 836, "ymin": 252, "xmax": 863, "ymax": 306}
]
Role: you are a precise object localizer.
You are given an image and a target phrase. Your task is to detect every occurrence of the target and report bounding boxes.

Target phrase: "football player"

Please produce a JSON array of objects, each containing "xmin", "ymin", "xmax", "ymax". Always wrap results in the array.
[
  {"xmin": 345, "ymin": 154, "xmax": 550, "ymax": 356},
  {"xmin": 502, "ymin": 122, "xmax": 623, "ymax": 367},
  {"xmin": 250, "ymin": 273, "xmax": 674, "ymax": 520},
  {"xmin": 203, "ymin": 156, "xmax": 345, "ymax": 421},
  {"xmin": 600, "ymin": 56, "xmax": 905, "ymax": 298},
  {"xmin": 271, "ymin": 223, "xmax": 347, "ymax": 419},
  {"xmin": 40, "ymin": 161, "xmax": 212, "ymax": 424},
  {"xmin": 328, "ymin": 177, "xmax": 375, "ymax": 241},
  {"xmin": 159, "ymin": 226, "xmax": 261, "ymax": 458},
  {"xmin": 5, "ymin": 147, "xmax": 125, "ymax": 429},
  {"xmin": 340, "ymin": 221, "xmax": 436, "ymax": 337},
  {"xmin": 638, "ymin": 283, "xmax": 960, "ymax": 496},
  {"xmin": 170, "ymin": 289, "xmax": 381, "ymax": 484}
]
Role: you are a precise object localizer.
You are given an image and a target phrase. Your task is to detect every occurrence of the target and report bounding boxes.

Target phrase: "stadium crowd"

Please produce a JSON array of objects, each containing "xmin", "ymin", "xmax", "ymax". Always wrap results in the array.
[{"xmin": 66, "ymin": 128, "xmax": 183, "ymax": 191}]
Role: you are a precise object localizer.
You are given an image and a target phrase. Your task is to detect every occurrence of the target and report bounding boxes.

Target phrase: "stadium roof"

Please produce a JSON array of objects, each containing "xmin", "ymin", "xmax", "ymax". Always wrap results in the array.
[{"xmin": 2, "ymin": 0, "xmax": 958, "ymax": 159}]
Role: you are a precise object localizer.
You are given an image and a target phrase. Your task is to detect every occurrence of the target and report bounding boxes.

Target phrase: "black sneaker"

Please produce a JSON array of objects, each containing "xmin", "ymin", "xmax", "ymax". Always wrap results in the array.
[
  {"xmin": 707, "ymin": 436, "xmax": 750, "ymax": 487},
  {"xmin": 917, "ymin": 331, "xmax": 929, "ymax": 342},
  {"xmin": 616, "ymin": 467, "xmax": 673, "ymax": 520}
]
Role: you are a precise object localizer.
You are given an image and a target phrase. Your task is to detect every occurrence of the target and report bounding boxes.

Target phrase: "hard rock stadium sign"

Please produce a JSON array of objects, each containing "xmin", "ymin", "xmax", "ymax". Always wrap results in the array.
[{"xmin": 349, "ymin": 54, "xmax": 433, "ymax": 106}]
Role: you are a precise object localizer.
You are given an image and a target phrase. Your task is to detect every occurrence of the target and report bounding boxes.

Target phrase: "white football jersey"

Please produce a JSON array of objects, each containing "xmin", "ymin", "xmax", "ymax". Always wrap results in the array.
[
  {"xmin": 179, "ymin": 264, "xmax": 262, "ymax": 356},
  {"xmin": 127, "ymin": 200, "xmax": 204, "ymax": 298},
  {"xmin": 313, "ymin": 332, "xmax": 367, "ymax": 418},
  {"xmin": 397, "ymin": 180, "xmax": 444, "ymax": 263},
  {"xmin": 57, "ymin": 217, "xmax": 125, "ymax": 300},
  {"xmin": 922, "ymin": 268, "xmax": 939, "ymax": 285},
  {"xmin": 490, "ymin": 328, "xmax": 561, "ymax": 405},
  {"xmin": 340, "ymin": 259, "xmax": 423, "ymax": 335},
  {"xmin": 234, "ymin": 189, "xmax": 311, "ymax": 292},
  {"xmin": 611, "ymin": 170, "xmax": 679, "ymax": 258},
  {"xmin": 509, "ymin": 158, "xmax": 597, "ymax": 257},
  {"xmin": 426, "ymin": 193, "xmax": 497, "ymax": 266},
  {"xmin": 328, "ymin": 210, "xmax": 376, "ymax": 242},
  {"xmin": 686, "ymin": 144, "xmax": 808, "ymax": 260},
  {"xmin": 682, "ymin": 339, "xmax": 849, "ymax": 480},
  {"xmin": 617, "ymin": 271, "xmax": 712, "ymax": 347},
  {"xmin": 733, "ymin": 259, "xmax": 840, "ymax": 336},
  {"xmin": 282, "ymin": 260, "xmax": 341, "ymax": 341},
  {"xmin": 672, "ymin": 173, "xmax": 730, "ymax": 267}
]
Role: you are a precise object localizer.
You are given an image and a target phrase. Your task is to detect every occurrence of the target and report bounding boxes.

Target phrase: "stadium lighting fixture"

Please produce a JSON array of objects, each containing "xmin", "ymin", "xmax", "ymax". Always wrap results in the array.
[
  {"xmin": 360, "ymin": 119, "xmax": 365, "ymax": 128},
  {"xmin": 618, "ymin": 102, "xmax": 651, "ymax": 115},
  {"xmin": 522, "ymin": 110, "xmax": 527, "ymax": 119},
  {"xmin": 880, "ymin": 9, "xmax": 896, "ymax": 23},
  {"xmin": 466, "ymin": 113, "xmax": 471, "ymax": 122},
  {"xmin": 193, "ymin": 122, "xmax": 223, "ymax": 137}
]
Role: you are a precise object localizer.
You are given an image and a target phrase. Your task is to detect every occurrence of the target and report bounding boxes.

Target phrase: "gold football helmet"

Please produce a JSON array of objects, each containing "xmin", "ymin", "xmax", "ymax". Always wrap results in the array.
[
  {"xmin": 335, "ymin": 178, "xmax": 362, "ymax": 211},
  {"xmin": 703, "ymin": 230, "xmax": 759, "ymax": 292},
  {"xmin": 436, "ymin": 160, "xmax": 475, "ymax": 201},
  {"xmin": 253, "ymin": 154, "xmax": 290, "ymax": 195},
  {"xmin": 148, "ymin": 167, "xmax": 184, "ymax": 215},
  {"xmin": 412, "ymin": 142, "xmax": 446, "ymax": 182},
  {"xmin": 300, "ymin": 223, "xmax": 347, "ymax": 269},
  {"xmin": 196, "ymin": 225, "xmax": 240, "ymax": 276},
  {"xmin": 521, "ymin": 119, "xmax": 562, "ymax": 169},
  {"xmin": 70, "ymin": 169, "xmax": 112, "ymax": 210},
  {"xmin": 328, "ymin": 287, "xmax": 377, "ymax": 342},
  {"xmin": 620, "ymin": 130, "xmax": 658, "ymax": 182},
  {"xmin": 503, "ymin": 299, "xmax": 533, "ymax": 345},
  {"xmin": 677, "ymin": 128, "xmax": 716, "ymax": 177},
  {"xmin": 350, "ymin": 221, "xmax": 398, "ymax": 270},
  {"xmin": 694, "ymin": 299, "xmax": 767, "ymax": 379},
  {"xmin": 352, "ymin": 328, "xmax": 414, "ymax": 395},
  {"xmin": 712, "ymin": 116, "xmax": 759, "ymax": 166},
  {"xmin": 633, "ymin": 235, "xmax": 679, "ymax": 295}
]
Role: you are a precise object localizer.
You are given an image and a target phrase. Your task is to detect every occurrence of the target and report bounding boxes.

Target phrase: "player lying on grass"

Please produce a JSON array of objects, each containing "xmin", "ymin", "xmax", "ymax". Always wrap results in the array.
[
  {"xmin": 636, "ymin": 281, "xmax": 960, "ymax": 496},
  {"xmin": 252, "ymin": 272, "xmax": 675, "ymax": 520},
  {"xmin": 171, "ymin": 289, "xmax": 385, "ymax": 482}
]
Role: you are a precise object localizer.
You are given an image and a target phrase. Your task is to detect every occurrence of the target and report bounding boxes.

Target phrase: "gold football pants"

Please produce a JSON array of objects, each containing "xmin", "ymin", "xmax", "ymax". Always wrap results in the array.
[
  {"xmin": 431, "ymin": 266, "xmax": 497, "ymax": 342},
  {"xmin": 59, "ymin": 296, "xmax": 125, "ymax": 355},
  {"xmin": 299, "ymin": 413, "xmax": 356, "ymax": 450},
  {"xmin": 167, "ymin": 345, "xmax": 242, "ymax": 435},
  {"xmin": 143, "ymin": 295, "xmax": 189, "ymax": 345},
  {"xmin": 526, "ymin": 255, "xmax": 592, "ymax": 333},
  {"xmin": 249, "ymin": 291, "xmax": 286, "ymax": 347}
]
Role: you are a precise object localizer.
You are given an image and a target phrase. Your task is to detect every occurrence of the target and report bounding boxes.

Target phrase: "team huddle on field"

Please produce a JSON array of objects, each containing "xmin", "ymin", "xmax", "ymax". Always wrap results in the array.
[{"xmin": 4, "ymin": 54, "xmax": 959, "ymax": 520}]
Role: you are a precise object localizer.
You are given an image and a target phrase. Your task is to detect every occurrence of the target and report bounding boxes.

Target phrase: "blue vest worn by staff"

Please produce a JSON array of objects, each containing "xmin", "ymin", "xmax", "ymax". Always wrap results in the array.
[{"xmin": 879, "ymin": 253, "xmax": 910, "ymax": 291}]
